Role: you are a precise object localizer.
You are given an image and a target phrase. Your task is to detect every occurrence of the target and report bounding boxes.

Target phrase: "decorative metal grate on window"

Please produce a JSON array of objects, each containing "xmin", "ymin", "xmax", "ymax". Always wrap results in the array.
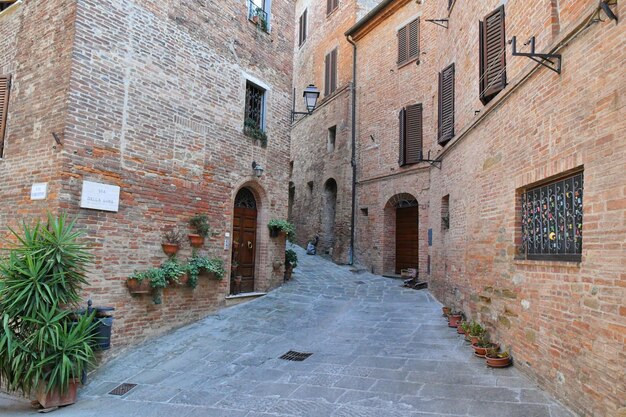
[
  {"xmin": 245, "ymin": 82, "xmax": 264, "ymax": 130},
  {"xmin": 521, "ymin": 172, "xmax": 583, "ymax": 261},
  {"xmin": 247, "ymin": 0, "xmax": 268, "ymax": 31}
]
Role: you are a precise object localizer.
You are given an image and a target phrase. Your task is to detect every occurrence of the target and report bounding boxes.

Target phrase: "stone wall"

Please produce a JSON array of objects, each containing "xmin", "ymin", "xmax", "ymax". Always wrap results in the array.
[{"xmin": 350, "ymin": 0, "xmax": 625, "ymax": 415}]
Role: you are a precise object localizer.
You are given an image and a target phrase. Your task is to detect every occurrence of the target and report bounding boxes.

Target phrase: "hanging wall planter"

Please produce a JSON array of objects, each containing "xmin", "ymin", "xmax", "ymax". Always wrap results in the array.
[
  {"xmin": 162, "ymin": 229, "xmax": 182, "ymax": 256},
  {"xmin": 127, "ymin": 277, "xmax": 151, "ymax": 294},
  {"xmin": 267, "ymin": 219, "xmax": 296, "ymax": 241},
  {"xmin": 188, "ymin": 234, "xmax": 205, "ymax": 248},
  {"xmin": 188, "ymin": 214, "xmax": 210, "ymax": 248}
]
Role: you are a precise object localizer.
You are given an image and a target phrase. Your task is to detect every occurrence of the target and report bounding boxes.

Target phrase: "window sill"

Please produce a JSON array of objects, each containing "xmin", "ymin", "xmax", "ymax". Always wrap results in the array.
[
  {"xmin": 397, "ymin": 57, "xmax": 420, "ymax": 70},
  {"xmin": 248, "ymin": 17, "xmax": 270, "ymax": 33},
  {"xmin": 513, "ymin": 258, "xmax": 581, "ymax": 269}
]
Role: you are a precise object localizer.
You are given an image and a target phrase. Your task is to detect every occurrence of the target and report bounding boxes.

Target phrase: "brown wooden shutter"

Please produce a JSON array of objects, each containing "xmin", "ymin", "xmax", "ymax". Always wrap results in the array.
[
  {"xmin": 330, "ymin": 48, "xmax": 337, "ymax": 93},
  {"xmin": 0, "ymin": 75, "xmax": 10, "ymax": 158},
  {"xmin": 302, "ymin": 10, "xmax": 307, "ymax": 44},
  {"xmin": 327, "ymin": 0, "xmax": 332, "ymax": 15},
  {"xmin": 324, "ymin": 53, "xmax": 330, "ymax": 96},
  {"xmin": 397, "ymin": 26, "xmax": 407, "ymax": 64},
  {"xmin": 408, "ymin": 19, "xmax": 419, "ymax": 62},
  {"xmin": 405, "ymin": 103, "xmax": 422, "ymax": 164},
  {"xmin": 438, "ymin": 63, "xmax": 455, "ymax": 145},
  {"xmin": 480, "ymin": 5, "xmax": 506, "ymax": 104},
  {"xmin": 398, "ymin": 108, "xmax": 406, "ymax": 166},
  {"xmin": 298, "ymin": 13, "xmax": 303, "ymax": 46}
]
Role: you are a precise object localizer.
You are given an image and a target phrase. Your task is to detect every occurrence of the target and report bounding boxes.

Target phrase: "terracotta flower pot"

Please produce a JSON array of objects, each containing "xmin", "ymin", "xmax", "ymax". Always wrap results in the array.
[
  {"xmin": 127, "ymin": 278, "xmax": 151, "ymax": 294},
  {"xmin": 469, "ymin": 335, "xmax": 480, "ymax": 345},
  {"xmin": 171, "ymin": 273, "xmax": 189, "ymax": 286},
  {"xmin": 448, "ymin": 314, "xmax": 462, "ymax": 328},
  {"xmin": 442, "ymin": 306, "xmax": 451, "ymax": 316},
  {"xmin": 161, "ymin": 243, "xmax": 179, "ymax": 256},
  {"xmin": 269, "ymin": 228, "xmax": 280, "ymax": 238},
  {"xmin": 188, "ymin": 234, "xmax": 205, "ymax": 248},
  {"xmin": 36, "ymin": 379, "xmax": 79, "ymax": 408},
  {"xmin": 457, "ymin": 323, "xmax": 466, "ymax": 334},
  {"xmin": 472, "ymin": 343, "xmax": 499, "ymax": 358},
  {"xmin": 284, "ymin": 265, "xmax": 293, "ymax": 281},
  {"xmin": 486, "ymin": 354, "xmax": 512, "ymax": 368}
]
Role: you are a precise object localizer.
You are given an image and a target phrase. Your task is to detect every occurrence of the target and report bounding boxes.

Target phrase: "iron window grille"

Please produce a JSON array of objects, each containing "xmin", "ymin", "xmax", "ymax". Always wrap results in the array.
[
  {"xmin": 244, "ymin": 81, "xmax": 265, "ymax": 131},
  {"xmin": 521, "ymin": 172, "xmax": 583, "ymax": 262},
  {"xmin": 248, "ymin": 0, "xmax": 269, "ymax": 32}
]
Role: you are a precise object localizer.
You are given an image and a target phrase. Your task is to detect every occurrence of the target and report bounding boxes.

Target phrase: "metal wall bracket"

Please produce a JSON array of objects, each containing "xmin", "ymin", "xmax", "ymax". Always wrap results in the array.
[
  {"xmin": 594, "ymin": 0, "xmax": 618, "ymax": 23},
  {"xmin": 511, "ymin": 36, "xmax": 562, "ymax": 74},
  {"xmin": 425, "ymin": 19, "xmax": 449, "ymax": 29},
  {"xmin": 419, "ymin": 150, "xmax": 442, "ymax": 169}
]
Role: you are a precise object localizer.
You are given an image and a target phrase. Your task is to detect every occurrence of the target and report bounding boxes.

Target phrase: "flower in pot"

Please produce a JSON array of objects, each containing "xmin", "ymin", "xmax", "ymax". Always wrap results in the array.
[
  {"xmin": 467, "ymin": 321, "xmax": 486, "ymax": 344},
  {"xmin": 185, "ymin": 255, "xmax": 225, "ymax": 289},
  {"xmin": 267, "ymin": 219, "xmax": 296, "ymax": 241},
  {"xmin": 458, "ymin": 320, "xmax": 470, "ymax": 335},
  {"xmin": 127, "ymin": 271, "xmax": 152, "ymax": 294},
  {"xmin": 0, "ymin": 214, "xmax": 97, "ymax": 408},
  {"xmin": 448, "ymin": 311, "xmax": 463, "ymax": 328},
  {"xmin": 284, "ymin": 249, "xmax": 298, "ymax": 281},
  {"xmin": 471, "ymin": 338, "xmax": 499, "ymax": 358},
  {"xmin": 485, "ymin": 349, "xmax": 512, "ymax": 368},
  {"xmin": 188, "ymin": 214, "xmax": 210, "ymax": 247},
  {"xmin": 162, "ymin": 228, "xmax": 182, "ymax": 256},
  {"xmin": 160, "ymin": 258, "xmax": 186, "ymax": 286}
]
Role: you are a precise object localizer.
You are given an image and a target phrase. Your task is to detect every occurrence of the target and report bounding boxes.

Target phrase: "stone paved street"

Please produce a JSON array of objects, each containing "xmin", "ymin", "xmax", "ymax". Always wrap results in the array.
[{"xmin": 1, "ymin": 245, "xmax": 575, "ymax": 417}]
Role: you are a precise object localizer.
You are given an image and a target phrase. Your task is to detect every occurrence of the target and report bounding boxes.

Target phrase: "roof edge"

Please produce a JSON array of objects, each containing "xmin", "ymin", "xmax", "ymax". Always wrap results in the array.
[{"xmin": 345, "ymin": 0, "xmax": 412, "ymax": 40}]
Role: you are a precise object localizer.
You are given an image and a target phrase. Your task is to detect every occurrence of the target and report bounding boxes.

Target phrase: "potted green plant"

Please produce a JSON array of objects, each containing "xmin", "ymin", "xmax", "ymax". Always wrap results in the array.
[
  {"xmin": 161, "ymin": 258, "xmax": 187, "ymax": 286},
  {"xmin": 267, "ymin": 219, "xmax": 296, "ymax": 241},
  {"xmin": 162, "ymin": 228, "xmax": 182, "ymax": 256},
  {"xmin": 185, "ymin": 255, "xmax": 225, "ymax": 289},
  {"xmin": 284, "ymin": 249, "xmax": 298, "ymax": 281},
  {"xmin": 0, "ymin": 214, "xmax": 97, "ymax": 408},
  {"xmin": 485, "ymin": 349, "xmax": 512, "ymax": 368},
  {"xmin": 128, "ymin": 268, "xmax": 168, "ymax": 304},
  {"xmin": 244, "ymin": 118, "xmax": 268, "ymax": 147},
  {"xmin": 467, "ymin": 321, "xmax": 485, "ymax": 345},
  {"xmin": 442, "ymin": 306, "xmax": 451, "ymax": 316},
  {"xmin": 458, "ymin": 320, "xmax": 470, "ymax": 335},
  {"xmin": 448, "ymin": 311, "xmax": 463, "ymax": 328},
  {"xmin": 127, "ymin": 270, "xmax": 152, "ymax": 294},
  {"xmin": 471, "ymin": 338, "xmax": 499, "ymax": 358},
  {"xmin": 188, "ymin": 214, "xmax": 210, "ymax": 247}
]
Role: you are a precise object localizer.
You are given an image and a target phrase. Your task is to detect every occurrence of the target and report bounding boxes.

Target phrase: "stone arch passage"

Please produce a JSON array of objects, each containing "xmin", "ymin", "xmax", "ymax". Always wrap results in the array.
[{"xmin": 320, "ymin": 178, "xmax": 338, "ymax": 255}]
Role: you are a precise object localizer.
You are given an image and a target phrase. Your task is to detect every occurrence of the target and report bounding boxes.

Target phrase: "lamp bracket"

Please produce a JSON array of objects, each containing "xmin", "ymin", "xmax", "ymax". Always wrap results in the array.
[
  {"xmin": 511, "ymin": 36, "xmax": 562, "ymax": 74},
  {"xmin": 418, "ymin": 150, "xmax": 442, "ymax": 169},
  {"xmin": 425, "ymin": 19, "xmax": 449, "ymax": 29}
]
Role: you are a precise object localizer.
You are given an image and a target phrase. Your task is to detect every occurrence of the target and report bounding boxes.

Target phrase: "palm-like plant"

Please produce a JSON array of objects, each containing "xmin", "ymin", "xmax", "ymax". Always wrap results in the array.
[{"xmin": 0, "ymin": 213, "xmax": 96, "ymax": 397}]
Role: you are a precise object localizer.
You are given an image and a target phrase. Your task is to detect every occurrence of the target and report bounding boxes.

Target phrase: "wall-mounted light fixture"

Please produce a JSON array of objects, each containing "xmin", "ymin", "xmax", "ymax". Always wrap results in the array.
[
  {"xmin": 252, "ymin": 161, "xmax": 264, "ymax": 178},
  {"xmin": 291, "ymin": 84, "xmax": 320, "ymax": 122}
]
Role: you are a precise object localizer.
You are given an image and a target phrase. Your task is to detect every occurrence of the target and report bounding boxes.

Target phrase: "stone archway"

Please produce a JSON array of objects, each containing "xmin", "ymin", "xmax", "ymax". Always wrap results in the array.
[
  {"xmin": 320, "ymin": 178, "xmax": 337, "ymax": 255},
  {"xmin": 383, "ymin": 193, "xmax": 419, "ymax": 275}
]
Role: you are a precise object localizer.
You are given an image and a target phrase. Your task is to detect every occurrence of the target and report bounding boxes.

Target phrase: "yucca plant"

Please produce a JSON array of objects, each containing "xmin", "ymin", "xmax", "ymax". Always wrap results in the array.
[{"xmin": 0, "ymin": 213, "xmax": 96, "ymax": 402}]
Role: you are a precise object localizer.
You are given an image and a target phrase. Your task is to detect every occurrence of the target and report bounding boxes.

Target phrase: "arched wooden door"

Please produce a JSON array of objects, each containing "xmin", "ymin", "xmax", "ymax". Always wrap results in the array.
[
  {"xmin": 233, "ymin": 188, "xmax": 257, "ymax": 294},
  {"xmin": 395, "ymin": 201, "xmax": 418, "ymax": 274}
]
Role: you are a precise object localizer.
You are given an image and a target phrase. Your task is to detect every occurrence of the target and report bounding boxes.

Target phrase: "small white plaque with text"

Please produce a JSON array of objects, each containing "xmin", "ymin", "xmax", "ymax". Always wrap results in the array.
[
  {"xmin": 30, "ymin": 183, "xmax": 48, "ymax": 200},
  {"xmin": 80, "ymin": 181, "xmax": 120, "ymax": 212}
]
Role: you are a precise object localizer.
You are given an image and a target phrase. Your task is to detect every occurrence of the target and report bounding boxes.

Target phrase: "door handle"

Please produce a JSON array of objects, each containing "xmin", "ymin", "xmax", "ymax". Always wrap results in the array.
[{"xmin": 247, "ymin": 241, "xmax": 253, "ymax": 249}]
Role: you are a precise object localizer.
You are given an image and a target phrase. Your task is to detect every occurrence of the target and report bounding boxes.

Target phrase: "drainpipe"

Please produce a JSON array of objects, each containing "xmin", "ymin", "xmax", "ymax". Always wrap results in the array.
[{"xmin": 346, "ymin": 35, "xmax": 357, "ymax": 265}]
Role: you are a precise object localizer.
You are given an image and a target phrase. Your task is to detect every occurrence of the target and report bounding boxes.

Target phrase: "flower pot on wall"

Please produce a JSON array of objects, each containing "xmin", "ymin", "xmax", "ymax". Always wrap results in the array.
[
  {"xmin": 161, "ymin": 243, "xmax": 179, "ymax": 256},
  {"xmin": 127, "ymin": 278, "xmax": 151, "ymax": 294},
  {"xmin": 269, "ymin": 228, "xmax": 280, "ymax": 238},
  {"xmin": 188, "ymin": 234, "xmax": 205, "ymax": 247},
  {"xmin": 36, "ymin": 379, "xmax": 79, "ymax": 408}
]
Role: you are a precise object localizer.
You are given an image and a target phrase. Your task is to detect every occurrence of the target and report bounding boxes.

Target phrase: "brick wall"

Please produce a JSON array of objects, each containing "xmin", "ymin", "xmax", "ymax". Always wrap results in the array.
[
  {"xmin": 350, "ymin": 0, "xmax": 625, "ymax": 415},
  {"xmin": 0, "ymin": 0, "xmax": 295, "ymax": 347}
]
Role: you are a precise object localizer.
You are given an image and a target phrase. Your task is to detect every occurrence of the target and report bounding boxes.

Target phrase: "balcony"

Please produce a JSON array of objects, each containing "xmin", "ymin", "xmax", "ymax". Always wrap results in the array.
[{"xmin": 247, "ymin": 0, "xmax": 269, "ymax": 32}]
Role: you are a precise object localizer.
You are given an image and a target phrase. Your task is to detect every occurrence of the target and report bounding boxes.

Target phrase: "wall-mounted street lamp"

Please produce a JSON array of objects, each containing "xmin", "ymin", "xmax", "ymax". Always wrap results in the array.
[
  {"xmin": 291, "ymin": 84, "xmax": 320, "ymax": 122},
  {"xmin": 252, "ymin": 161, "xmax": 264, "ymax": 178}
]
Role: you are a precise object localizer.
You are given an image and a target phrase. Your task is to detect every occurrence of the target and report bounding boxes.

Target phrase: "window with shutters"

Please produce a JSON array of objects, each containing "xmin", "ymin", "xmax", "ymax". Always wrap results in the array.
[
  {"xmin": 326, "ymin": 0, "xmax": 338, "ymax": 16},
  {"xmin": 0, "ymin": 75, "xmax": 11, "ymax": 158},
  {"xmin": 520, "ymin": 172, "xmax": 583, "ymax": 262},
  {"xmin": 397, "ymin": 18, "xmax": 419, "ymax": 66},
  {"xmin": 479, "ymin": 6, "xmax": 506, "ymax": 105},
  {"xmin": 438, "ymin": 63, "xmax": 454, "ymax": 145},
  {"xmin": 398, "ymin": 103, "xmax": 423, "ymax": 166},
  {"xmin": 324, "ymin": 49, "xmax": 338, "ymax": 97},
  {"xmin": 298, "ymin": 9, "xmax": 307, "ymax": 46},
  {"xmin": 0, "ymin": 1, "xmax": 18, "ymax": 12}
]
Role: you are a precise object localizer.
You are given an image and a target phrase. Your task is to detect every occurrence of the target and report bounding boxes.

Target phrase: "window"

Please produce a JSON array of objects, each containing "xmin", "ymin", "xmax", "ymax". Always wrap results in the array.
[
  {"xmin": 248, "ymin": 0, "xmax": 269, "ymax": 32},
  {"xmin": 327, "ymin": 126, "xmax": 336, "ymax": 152},
  {"xmin": 360, "ymin": 208, "xmax": 368, "ymax": 216},
  {"xmin": 0, "ymin": 75, "xmax": 11, "ymax": 158},
  {"xmin": 298, "ymin": 9, "xmax": 307, "ymax": 46},
  {"xmin": 0, "ymin": 1, "xmax": 18, "ymax": 12},
  {"xmin": 326, "ymin": 0, "xmax": 338, "ymax": 15},
  {"xmin": 441, "ymin": 195, "xmax": 450, "ymax": 230},
  {"xmin": 397, "ymin": 18, "xmax": 419, "ymax": 66},
  {"xmin": 520, "ymin": 172, "xmax": 583, "ymax": 262},
  {"xmin": 479, "ymin": 6, "xmax": 506, "ymax": 105},
  {"xmin": 324, "ymin": 49, "xmax": 338, "ymax": 96},
  {"xmin": 398, "ymin": 103, "xmax": 423, "ymax": 166},
  {"xmin": 244, "ymin": 81, "xmax": 266, "ymax": 145},
  {"xmin": 307, "ymin": 181, "xmax": 314, "ymax": 194},
  {"xmin": 438, "ymin": 63, "xmax": 455, "ymax": 145},
  {"xmin": 289, "ymin": 161, "xmax": 294, "ymax": 176}
]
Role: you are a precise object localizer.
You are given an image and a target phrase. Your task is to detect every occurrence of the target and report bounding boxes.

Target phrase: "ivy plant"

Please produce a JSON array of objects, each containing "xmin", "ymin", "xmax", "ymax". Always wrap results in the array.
[
  {"xmin": 267, "ymin": 219, "xmax": 296, "ymax": 242},
  {"xmin": 185, "ymin": 256, "xmax": 225, "ymax": 288}
]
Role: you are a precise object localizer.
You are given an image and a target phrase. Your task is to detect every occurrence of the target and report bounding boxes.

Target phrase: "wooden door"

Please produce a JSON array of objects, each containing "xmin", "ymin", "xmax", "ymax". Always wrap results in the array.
[
  {"xmin": 233, "ymin": 207, "xmax": 257, "ymax": 293},
  {"xmin": 395, "ymin": 206, "xmax": 418, "ymax": 274}
]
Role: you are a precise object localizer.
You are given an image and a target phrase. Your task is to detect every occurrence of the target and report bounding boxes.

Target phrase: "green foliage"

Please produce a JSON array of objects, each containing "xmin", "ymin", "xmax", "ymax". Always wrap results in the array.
[
  {"xmin": 189, "ymin": 214, "xmax": 211, "ymax": 237},
  {"xmin": 244, "ymin": 118, "xmax": 268, "ymax": 147},
  {"xmin": 267, "ymin": 219, "xmax": 296, "ymax": 242},
  {"xmin": 185, "ymin": 256, "xmax": 225, "ymax": 288},
  {"xmin": 162, "ymin": 229, "xmax": 182, "ymax": 245},
  {"xmin": 467, "ymin": 320, "xmax": 485, "ymax": 337},
  {"xmin": 129, "ymin": 268, "xmax": 167, "ymax": 289},
  {"xmin": 160, "ymin": 258, "xmax": 185, "ymax": 284},
  {"xmin": 0, "ymin": 214, "xmax": 96, "ymax": 395},
  {"xmin": 285, "ymin": 249, "xmax": 298, "ymax": 269}
]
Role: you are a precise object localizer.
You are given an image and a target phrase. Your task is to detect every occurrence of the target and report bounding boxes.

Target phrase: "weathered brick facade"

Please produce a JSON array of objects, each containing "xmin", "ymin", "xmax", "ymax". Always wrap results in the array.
[
  {"xmin": 0, "ymin": 0, "xmax": 294, "ymax": 346},
  {"xmin": 344, "ymin": 0, "xmax": 625, "ymax": 415}
]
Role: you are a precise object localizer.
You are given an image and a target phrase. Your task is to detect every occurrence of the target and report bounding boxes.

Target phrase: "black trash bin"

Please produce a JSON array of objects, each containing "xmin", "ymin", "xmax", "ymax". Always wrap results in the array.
[{"xmin": 76, "ymin": 302, "xmax": 115, "ymax": 351}]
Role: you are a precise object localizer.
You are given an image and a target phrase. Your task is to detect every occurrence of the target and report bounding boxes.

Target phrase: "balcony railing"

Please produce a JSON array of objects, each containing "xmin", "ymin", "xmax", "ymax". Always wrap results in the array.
[{"xmin": 247, "ymin": 0, "xmax": 269, "ymax": 32}]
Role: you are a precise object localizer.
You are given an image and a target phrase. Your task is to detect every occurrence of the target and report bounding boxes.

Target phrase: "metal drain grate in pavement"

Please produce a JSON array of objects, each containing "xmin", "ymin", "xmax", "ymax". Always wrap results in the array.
[
  {"xmin": 279, "ymin": 350, "xmax": 313, "ymax": 361},
  {"xmin": 108, "ymin": 383, "xmax": 137, "ymax": 396}
]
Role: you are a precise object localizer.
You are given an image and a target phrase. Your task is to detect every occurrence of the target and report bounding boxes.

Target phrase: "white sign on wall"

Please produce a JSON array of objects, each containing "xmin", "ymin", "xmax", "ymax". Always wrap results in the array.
[
  {"xmin": 30, "ymin": 183, "xmax": 48, "ymax": 200},
  {"xmin": 80, "ymin": 181, "xmax": 120, "ymax": 212}
]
